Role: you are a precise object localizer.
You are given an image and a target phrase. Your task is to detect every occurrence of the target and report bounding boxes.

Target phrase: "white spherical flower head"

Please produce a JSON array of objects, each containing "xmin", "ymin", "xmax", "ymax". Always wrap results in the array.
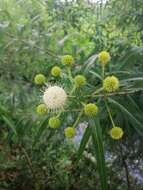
[{"xmin": 43, "ymin": 86, "xmax": 67, "ymax": 109}]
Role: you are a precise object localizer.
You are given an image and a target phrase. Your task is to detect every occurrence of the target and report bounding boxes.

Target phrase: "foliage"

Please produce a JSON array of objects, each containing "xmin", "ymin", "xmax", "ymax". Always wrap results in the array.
[{"xmin": 0, "ymin": 0, "xmax": 143, "ymax": 190}]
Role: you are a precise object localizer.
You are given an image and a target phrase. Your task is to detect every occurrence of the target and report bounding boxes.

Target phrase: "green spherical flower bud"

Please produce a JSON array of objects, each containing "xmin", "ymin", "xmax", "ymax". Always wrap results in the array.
[
  {"xmin": 48, "ymin": 117, "xmax": 61, "ymax": 129},
  {"xmin": 110, "ymin": 126, "xmax": 124, "ymax": 140},
  {"xmin": 103, "ymin": 75, "xmax": 119, "ymax": 92},
  {"xmin": 74, "ymin": 75, "xmax": 86, "ymax": 88},
  {"xmin": 84, "ymin": 103, "xmax": 98, "ymax": 117},
  {"xmin": 51, "ymin": 66, "xmax": 61, "ymax": 77},
  {"xmin": 61, "ymin": 55, "xmax": 74, "ymax": 66},
  {"xmin": 98, "ymin": 51, "xmax": 111, "ymax": 65},
  {"xmin": 64, "ymin": 127, "xmax": 76, "ymax": 138},
  {"xmin": 34, "ymin": 74, "xmax": 46, "ymax": 85},
  {"xmin": 36, "ymin": 104, "xmax": 48, "ymax": 115}
]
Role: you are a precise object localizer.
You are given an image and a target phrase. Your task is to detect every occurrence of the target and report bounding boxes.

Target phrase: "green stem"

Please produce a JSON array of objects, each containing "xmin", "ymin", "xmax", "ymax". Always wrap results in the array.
[
  {"xmin": 101, "ymin": 63, "xmax": 116, "ymax": 128},
  {"xmin": 91, "ymin": 87, "xmax": 103, "ymax": 95},
  {"xmin": 102, "ymin": 65, "xmax": 105, "ymax": 79},
  {"xmin": 104, "ymin": 98, "xmax": 116, "ymax": 128},
  {"xmin": 72, "ymin": 110, "xmax": 83, "ymax": 128},
  {"xmin": 68, "ymin": 88, "xmax": 143, "ymax": 98},
  {"xmin": 67, "ymin": 67, "xmax": 73, "ymax": 84},
  {"xmin": 70, "ymin": 85, "xmax": 76, "ymax": 96},
  {"xmin": 57, "ymin": 107, "xmax": 65, "ymax": 117}
]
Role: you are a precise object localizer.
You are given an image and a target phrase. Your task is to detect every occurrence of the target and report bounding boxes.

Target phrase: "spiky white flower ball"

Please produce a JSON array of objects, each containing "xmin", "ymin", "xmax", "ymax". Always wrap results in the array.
[{"xmin": 43, "ymin": 86, "xmax": 67, "ymax": 109}]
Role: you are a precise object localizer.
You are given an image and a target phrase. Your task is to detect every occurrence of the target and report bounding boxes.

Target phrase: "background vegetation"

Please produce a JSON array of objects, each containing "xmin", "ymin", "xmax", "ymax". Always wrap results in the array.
[{"xmin": 0, "ymin": 0, "xmax": 143, "ymax": 190}]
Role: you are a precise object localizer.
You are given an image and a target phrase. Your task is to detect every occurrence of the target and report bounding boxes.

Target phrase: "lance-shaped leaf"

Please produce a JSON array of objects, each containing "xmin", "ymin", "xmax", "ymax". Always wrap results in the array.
[
  {"xmin": 108, "ymin": 98, "xmax": 143, "ymax": 136},
  {"xmin": 89, "ymin": 118, "xmax": 108, "ymax": 190},
  {"xmin": 77, "ymin": 126, "xmax": 91, "ymax": 162},
  {"xmin": 2, "ymin": 115, "xmax": 17, "ymax": 135}
]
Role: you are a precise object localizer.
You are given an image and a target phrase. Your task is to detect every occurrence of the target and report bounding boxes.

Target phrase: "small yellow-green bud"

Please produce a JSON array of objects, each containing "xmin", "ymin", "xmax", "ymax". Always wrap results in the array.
[
  {"xmin": 64, "ymin": 127, "xmax": 76, "ymax": 138},
  {"xmin": 51, "ymin": 66, "xmax": 61, "ymax": 77},
  {"xmin": 98, "ymin": 51, "xmax": 111, "ymax": 65},
  {"xmin": 36, "ymin": 104, "xmax": 48, "ymax": 115},
  {"xmin": 103, "ymin": 76, "xmax": 119, "ymax": 92},
  {"xmin": 84, "ymin": 103, "xmax": 98, "ymax": 117},
  {"xmin": 74, "ymin": 75, "xmax": 86, "ymax": 88},
  {"xmin": 61, "ymin": 55, "xmax": 74, "ymax": 66},
  {"xmin": 48, "ymin": 117, "xmax": 61, "ymax": 128},
  {"xmin": 110, "ymin": 127, "xmax": 124, "ymax": 140},
  {"xmin": 34, "ymin": 74, "xmax": 46, "ymax": 85}
]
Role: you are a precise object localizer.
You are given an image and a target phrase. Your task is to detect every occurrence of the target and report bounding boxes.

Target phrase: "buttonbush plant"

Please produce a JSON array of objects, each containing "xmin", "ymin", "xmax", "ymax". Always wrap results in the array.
[
  {"xmin": 0, "ymin": 0, "xmax": 143, "ymax": 190},
  {"xmin": 34, "ymin": 51, "xmax": 143, "ymax": 190}
]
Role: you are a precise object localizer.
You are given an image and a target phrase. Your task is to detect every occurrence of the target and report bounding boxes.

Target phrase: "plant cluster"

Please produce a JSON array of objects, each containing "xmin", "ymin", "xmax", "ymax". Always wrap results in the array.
[
  {"xmin": 34, "ymin": 51, "xmax": 143, "ymax": 189},
  {"xmin": 0, "ymin": 0, "xmax": 143, "ymax": 190}
]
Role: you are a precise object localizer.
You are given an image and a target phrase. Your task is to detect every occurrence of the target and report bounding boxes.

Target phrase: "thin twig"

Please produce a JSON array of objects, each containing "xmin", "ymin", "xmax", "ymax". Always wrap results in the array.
[
  {"xmin": 72, "ymin": 109, "xmax": 83, "ymax": 128},
  {"xmin": 88, "ymin": 88, "xmax": 143, "ymax": 98},
  {"xmin": 68, "ymin": 88, "xmax": 143, "ymax": 98},
  {"xmin": 20, "ymin": 144, "xmax": 40, "ymax": 190}
]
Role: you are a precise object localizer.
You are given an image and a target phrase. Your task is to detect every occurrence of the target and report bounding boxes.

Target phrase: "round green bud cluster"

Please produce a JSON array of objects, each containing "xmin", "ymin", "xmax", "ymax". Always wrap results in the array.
[
  {"xmin": 51, "ymin": 66, "xmax": 61, "ymax": 77},
  {"xmin": 64, "ymin": 127, "xmax": 76, "ymax": 138},
  {"xmin": 34, "ymin": 74, "xmax": 46, "ymax": 85},
  {"xmin": 36, "ymin": 104, "xmax": 48, "ymax": 115},
  {"xmin": 84, "ymin": 103, "xmax": 98, "ymax": 117},
  {"xmin": 48, "ymin": 117, "xmax": 61, "ymax": 129},
  {"xmin": 74, "ymin": 75, "xmax": 87, "ymax": 88},
  {"xmin": 103, "ymin": 75, "xmax": 119, "ymax": 92},
  {"xmin": 110, "ymin": 126, "xmax": 124, "ymax": 140},
  {"xmin": 98, "ymin": 51, "xmax": 111, "ymax": 65},
  {"xmin": 61, "ymin": 55, "xmax": 74, "ymax": 66}
]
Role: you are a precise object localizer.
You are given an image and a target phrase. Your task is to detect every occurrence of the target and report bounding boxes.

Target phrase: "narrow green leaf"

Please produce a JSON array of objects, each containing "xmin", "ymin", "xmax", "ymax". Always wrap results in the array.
[
  {"xmin": 121, "ymin": 77, "xmax": 143, "ymax": 83},
  {"xmin": 127, "ymin": 95, "xmax": 143, "ymax": 114},
  {"xmin": 77, "ymin": 126, "xmax": 91, "ymax": 161},
  {"xmin": 89, "ymin": 118, "xmax": 108, "ymax": 190},
  {"xmin": 108, "ymin": 98, "xmax": 143, "ymax": 136},
  {"xmin": 2, "ymin": 115, "xmax": 17, "ymax": 135},
  {"xmin": 89, "ymin": 71, "xmax": 102, "ymax": 80}
]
